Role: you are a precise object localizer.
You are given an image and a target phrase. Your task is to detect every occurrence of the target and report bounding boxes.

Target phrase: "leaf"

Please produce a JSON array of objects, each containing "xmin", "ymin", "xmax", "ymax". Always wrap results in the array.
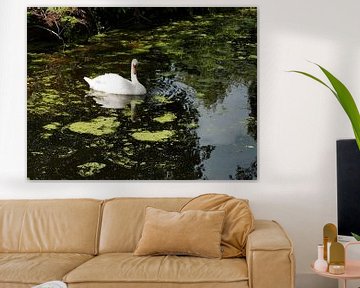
[
  {"xmin": 351, "ymin": 232, "xmax": 360, "ymax": 241},
  {"xmin": 289, "ymin": 64, "xmax": 360, "ymax": 150},
  {"xmin": 315, "ymin": 65, "xmax": 360, "ymax": 150},
  {"xmin": 288, "ymin": 70, "xmax": 336, "ymax": 97}
]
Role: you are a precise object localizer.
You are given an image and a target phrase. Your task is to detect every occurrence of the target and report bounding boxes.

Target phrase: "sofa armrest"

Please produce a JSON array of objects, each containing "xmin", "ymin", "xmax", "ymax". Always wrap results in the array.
[{"xmin": 246, "ymin": 220, "xmax": 295, "ymax": 288}]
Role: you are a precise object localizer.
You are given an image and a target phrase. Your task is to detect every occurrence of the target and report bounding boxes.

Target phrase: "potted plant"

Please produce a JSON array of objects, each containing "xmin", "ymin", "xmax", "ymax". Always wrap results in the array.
[{"xmin": 290, "ymin": 63, "xmax": 360, "ymax": 240}]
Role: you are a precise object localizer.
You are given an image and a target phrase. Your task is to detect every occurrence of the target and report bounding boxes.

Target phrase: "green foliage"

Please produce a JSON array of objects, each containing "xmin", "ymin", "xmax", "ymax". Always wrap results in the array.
[
  {"xmin": 290, "ymin": 63, "xmax": 360, "ymax": 150},
  {"xmin": 27, "ymin": 7, "xmax": 256, "ymax": 48},
  {"xmin": 27, "ymin": 7, "xmax": 90, "ymax": 46},
  {"xmin": 352, "ymin": 232, "xmax": 360, "ymax": 241}
]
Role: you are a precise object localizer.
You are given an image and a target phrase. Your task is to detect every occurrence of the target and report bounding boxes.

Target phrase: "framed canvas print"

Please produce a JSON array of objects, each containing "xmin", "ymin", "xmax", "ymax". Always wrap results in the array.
[{"xmin": 27, "ymin": 7, "xmax": 257, "ymax": 180}]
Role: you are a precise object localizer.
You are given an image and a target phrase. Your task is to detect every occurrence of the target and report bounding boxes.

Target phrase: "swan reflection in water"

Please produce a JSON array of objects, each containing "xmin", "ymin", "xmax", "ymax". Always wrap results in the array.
[{"xmin": 86, "ymin": 90, "xmax": 145, "ymax": 122}]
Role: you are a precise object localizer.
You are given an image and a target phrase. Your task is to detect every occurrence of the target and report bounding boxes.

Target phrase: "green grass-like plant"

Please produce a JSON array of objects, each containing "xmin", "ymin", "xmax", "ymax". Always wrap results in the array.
[
  {"xmin": 352, "ymin": 232, "xmax": 360, "ymax": 241},
  {"xmin": 289, "ymin": 63, "xmax": 360, "ymax": 150}
]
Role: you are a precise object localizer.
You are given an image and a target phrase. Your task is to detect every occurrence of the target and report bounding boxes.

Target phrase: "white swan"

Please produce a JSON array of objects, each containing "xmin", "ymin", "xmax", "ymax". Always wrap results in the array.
[{"xmin": 84, "ymin": 59, "xmax": 146, "ymax": 95}]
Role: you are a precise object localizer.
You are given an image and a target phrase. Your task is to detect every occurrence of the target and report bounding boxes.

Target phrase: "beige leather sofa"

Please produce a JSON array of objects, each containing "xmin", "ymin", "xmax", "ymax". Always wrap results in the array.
[{"xmin": 0, "ymin": 198, "xmax": 295, "ymax": 288}]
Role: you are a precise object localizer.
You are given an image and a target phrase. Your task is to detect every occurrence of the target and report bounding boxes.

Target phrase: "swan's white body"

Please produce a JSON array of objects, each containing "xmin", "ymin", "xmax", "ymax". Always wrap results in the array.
[{"xmin": 84, "ymin": 59, "xmax": 146, "ymax": 95}]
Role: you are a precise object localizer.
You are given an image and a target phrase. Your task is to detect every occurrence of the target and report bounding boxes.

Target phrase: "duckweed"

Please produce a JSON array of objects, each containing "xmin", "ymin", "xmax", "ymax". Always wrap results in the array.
[
  {"xmin": 153, "ymin": 112, "xmax": 177, "ymax": 123},
  {"xmin": 106, "ymin": 152, "xmax": 137, "ymax": 169},
  {"xmin": 28, "ymin": 90, "xmax": 67, "ymax": 115},
  {"xmin": 123, "ymin": 145, "xmax": 134, "ymax": 156},
  {"xmin": 153, "ymin": 95, "xmax": 173, "ymax": 104},
  {"xmin": 77, "ymin": 162, "xmax": 106, "ymax": 177},
  {"xmin": 132, "ymin": 130, "xmax": 175, "ymax": 142},
  {"xmin": 43, "ymin": 122, "xmax": 61, "ymax": 130},
  {"xmin": 186, "ymin": 121, "xmax": 199, "ymax": 129},
  {"xmin": 68, "ymin": 117, "xmax": 120, "ymax": 136},
  {"xmin": 41, "ymin": 133, "xmax": 53, "ymax": 139}
]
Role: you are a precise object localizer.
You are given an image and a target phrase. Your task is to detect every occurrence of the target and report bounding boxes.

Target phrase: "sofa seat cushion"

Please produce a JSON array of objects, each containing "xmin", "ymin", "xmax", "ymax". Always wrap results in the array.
[
  {"xmin": 0, "ymin": 253, "xmax": 93, "ymax": 285},
  {"xmin": 64, "ymin": 253, "xmax": 248, "ymax": 285}
]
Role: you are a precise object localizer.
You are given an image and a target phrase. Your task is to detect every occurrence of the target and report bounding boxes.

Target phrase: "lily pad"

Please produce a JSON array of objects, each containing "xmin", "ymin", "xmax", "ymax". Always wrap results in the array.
[
  {"xmin": 68, "ymin": 116, "xmax": 120, "ymax": 136},
  {"xmin": 132, "ymin": 130, "xmax": 175, "ymax": 142}
]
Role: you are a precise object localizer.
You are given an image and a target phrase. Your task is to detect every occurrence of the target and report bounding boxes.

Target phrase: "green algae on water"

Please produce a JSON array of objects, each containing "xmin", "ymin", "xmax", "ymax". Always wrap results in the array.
[
  {"xmin": 41, "ymin": 132, "xmax": 53, "ymax": 139},
  {"xmin": 87, "ymin": 138, "xmax": 114, "ymax": 149},
  {"xmin": 153, "ymin": 95, "xmax": 173, "ymax": 104},
  {"xmin": 153, "ymin": 112, "xmax": 177, "ymax": 123},
  {"xmin": 68, "ymin": 116, "xmax": 120, "ymax": 136},
  {"xmin": 77, "ymin": 162, "xmax": 106, "ymax": 177},
  {"xmin": 123, "ymin": 145, "xmax": 134, "ymax": 156},
  {"xmin": 27, "ymin": 90, "xmax": 66, "ymax": 116},
  {"xmin": 41, "ymin": 122, "xmax": 62, "ymax": 139},
  {"xmin": 43, "ymin": 122, "xmax": 61, "ymax": 131},
  {"xmin": 185, "ymin": 121, "xmax": 199, "ymax": 129},
  {"xmin": 106, "ymin": 152, "xmax": 137, "ymax": 169},
  {"xmin": 132, "ymin": 130, "xmax": 175, "ymax": 142}
]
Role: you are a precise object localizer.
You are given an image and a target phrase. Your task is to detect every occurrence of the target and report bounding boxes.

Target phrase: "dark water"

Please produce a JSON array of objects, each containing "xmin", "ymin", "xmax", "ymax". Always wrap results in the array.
[{"xmin": 27, "ymin": 9, "xmax": 257, "ymax": 180}]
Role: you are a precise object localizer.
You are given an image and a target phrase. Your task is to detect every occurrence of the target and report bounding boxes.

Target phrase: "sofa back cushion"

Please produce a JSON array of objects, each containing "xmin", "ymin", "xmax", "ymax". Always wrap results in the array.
[
  {"xmin": 0, "ymin": 199, "xmax": 102, "ymax": 254},
  {"xmin": 99, "ymin": 198, "xmax": 189, "ymax": 253}
]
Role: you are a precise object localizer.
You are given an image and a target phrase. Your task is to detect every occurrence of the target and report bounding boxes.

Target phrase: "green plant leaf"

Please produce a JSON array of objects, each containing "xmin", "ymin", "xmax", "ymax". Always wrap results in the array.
[
  {"xmin": 288, "ymin": 70, "xmax": 336, "ymax": 97},
  {"xmin": 351, "ymin": 232, "xmax": 360, "ymax": 241},
  {"xmin": 289, "ymin": 64, "xmax": 360, "ymax": 150},
  {"xmin": 315, "ymin": 64, "xmax": 360, "ymax": 150}
]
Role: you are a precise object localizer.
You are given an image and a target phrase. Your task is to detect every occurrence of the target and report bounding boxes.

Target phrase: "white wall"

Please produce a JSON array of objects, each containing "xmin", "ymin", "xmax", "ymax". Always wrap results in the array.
[{"xmin": 1, "ymin": 0, "xmax": 359, "ymax": 287}]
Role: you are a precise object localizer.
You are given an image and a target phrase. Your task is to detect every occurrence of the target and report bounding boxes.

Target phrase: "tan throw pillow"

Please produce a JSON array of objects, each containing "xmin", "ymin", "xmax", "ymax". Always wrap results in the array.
[
  {"xmin": 181, "ymin": 193, "xmax": 254, "ymax": 258},
  {"xmin": 134, "ymin": 207, "xmax": 225, "ymax": 258}
]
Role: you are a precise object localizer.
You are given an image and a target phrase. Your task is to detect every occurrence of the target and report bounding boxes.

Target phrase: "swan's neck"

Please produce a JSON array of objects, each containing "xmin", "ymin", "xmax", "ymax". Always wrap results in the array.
[{"xmin": 131, "ymin": 66, "xmax": 139, "ymax": 83}]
